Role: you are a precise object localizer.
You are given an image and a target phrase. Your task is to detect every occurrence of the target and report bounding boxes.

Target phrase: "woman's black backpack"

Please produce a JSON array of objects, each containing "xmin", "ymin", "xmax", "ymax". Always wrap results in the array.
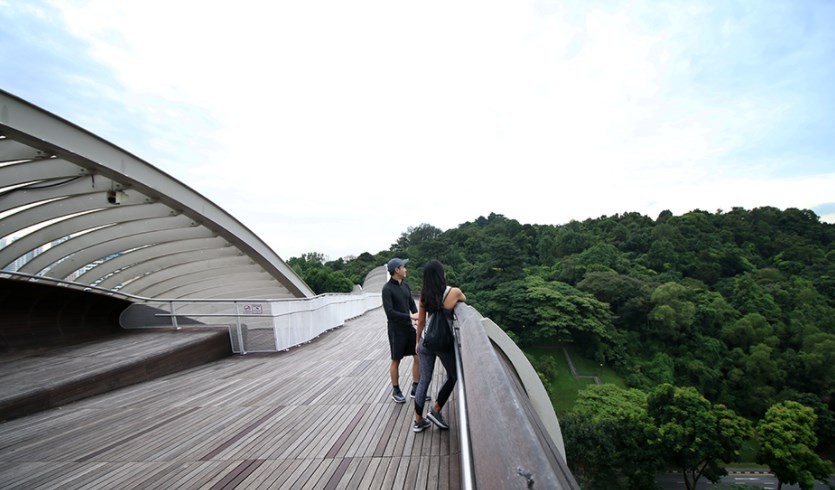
[{"xmin": 423, "ymin": 309, "xmax": 454, "ymax": 352}]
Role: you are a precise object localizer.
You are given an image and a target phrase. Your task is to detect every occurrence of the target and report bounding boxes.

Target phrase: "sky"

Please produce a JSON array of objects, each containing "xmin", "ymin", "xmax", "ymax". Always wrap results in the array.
[{"xmin": 2, "ymin": 0, "xmax": 834, "ymax": 261}]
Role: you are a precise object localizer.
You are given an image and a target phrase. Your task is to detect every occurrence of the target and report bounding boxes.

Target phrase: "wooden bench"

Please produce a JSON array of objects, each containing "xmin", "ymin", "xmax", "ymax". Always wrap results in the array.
[{"xmin": 0, "ymin": 328, "xmax": 231, "ymax": 422}]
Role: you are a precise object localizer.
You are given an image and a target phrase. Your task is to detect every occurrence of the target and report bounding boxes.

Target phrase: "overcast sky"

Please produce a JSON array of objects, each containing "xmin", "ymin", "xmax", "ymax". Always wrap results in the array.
[{"xmin": 2, "ymin": 0, "xmax": 834, "ymax": 261}]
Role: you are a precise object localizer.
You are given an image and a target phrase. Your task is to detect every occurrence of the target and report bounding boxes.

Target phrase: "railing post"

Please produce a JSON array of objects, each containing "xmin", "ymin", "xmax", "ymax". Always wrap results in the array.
[
  {"xmin": 234, "ymin": 301, "xmax": 247, "ymax": 355},
  {"xmin": 170, "ymin": 301, "xmax": 180, "ymax": 330}
]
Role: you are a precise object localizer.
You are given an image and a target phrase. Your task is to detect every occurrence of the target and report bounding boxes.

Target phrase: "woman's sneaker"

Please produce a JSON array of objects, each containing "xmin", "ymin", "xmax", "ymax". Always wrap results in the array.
[
  {"xmin": 426, "ymin": 409, "xmax": 449, "ymax": 430},
  {"xmin": 413, "ymin": 418, "xmax": 431, "ymax": 432}
]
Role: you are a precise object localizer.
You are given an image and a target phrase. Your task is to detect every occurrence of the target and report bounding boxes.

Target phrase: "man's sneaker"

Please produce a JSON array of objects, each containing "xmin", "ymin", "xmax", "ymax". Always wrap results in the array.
[
  {"xmin": 413, "ymin": 418, "xmax": 431, "ymax": 433},
  {"xmin": 410, "ymin": 385, "xmax": 431, "ymax": 401},
  {"xmin": 426, "ymin": 409, "xmax": 449, "ymax": 430},
  {"xmin": 391, "ymin": 388, "xmax": 406, "ymax": 404}
]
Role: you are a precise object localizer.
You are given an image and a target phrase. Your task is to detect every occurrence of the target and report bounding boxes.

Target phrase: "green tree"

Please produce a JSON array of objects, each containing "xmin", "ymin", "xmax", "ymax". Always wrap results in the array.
[
  {"xmin": 288, "ymin": 252, "xmax": 354, "ymax": 294},
  {"xmin": 785, "ymin": 393, "xmax": 835, "ymax": 453},
  {"xmin": 730, "ymin": 273, "xmax": 783, "ymax": 323},
  {"xmin": 756, "ymin": 400, "xmax": 833, "ymax": 490},
  {"xmin": 647, "ymin": 282, "xmax": 696, "ymax": 343},
  {"xmin": 797, "ymin": 333, "xmax": 835, "ymax": 401},
  {"xmin": 328, "ymin": 251, "xmax": 385, "ymax": 286},
  {"xmin": 721, "ymin": 313, "xmax": 775, "ymax": 351},
  {"xmin": 742, "ymin": 343, "xmax": 784, "ymax": 415},
  {"xmin": 645, "ymin": 239, "xmax": 677, "ymax": 272},
  {"xmin": 648, "ymin": 384, "xmax": 752, "ymax": 490},
  {"xmin": 640, "ymin": 352, "xmax": 675, "ymax": 387},
  {"xmin": 523, "ymin": 276, "xmax": 616, "ymax": 362},
  {"xmin": 692, "ymin": 290, "xmax": 738, "ymax": 338},
  {"xmin": 577, "ymin": 270, "xmax": 652, "ymax": 328},
  {"xmin": 562, "ymin": 384, "xmax": 662, "ymax": 489},
  {"xmin": 674, "ymin": 339, "xmax": 724, "ymax": 399}
]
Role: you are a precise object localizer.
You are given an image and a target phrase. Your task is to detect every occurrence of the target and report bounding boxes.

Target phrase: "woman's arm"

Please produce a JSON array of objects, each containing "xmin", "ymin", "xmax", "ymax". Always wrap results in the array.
[
  {"xmin": 416, "ymin": 299, "xmax": 427, "ymax": 338},
  {"xmin": 443, "ymin": 287, "xmax": 466, "ymax": 309}
]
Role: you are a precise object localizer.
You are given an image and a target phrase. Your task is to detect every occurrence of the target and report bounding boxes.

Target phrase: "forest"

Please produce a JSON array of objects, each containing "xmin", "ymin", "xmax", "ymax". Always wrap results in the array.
[{"xmin": 288, "ymin": 206, "xmax": 834, "ymax": 489}]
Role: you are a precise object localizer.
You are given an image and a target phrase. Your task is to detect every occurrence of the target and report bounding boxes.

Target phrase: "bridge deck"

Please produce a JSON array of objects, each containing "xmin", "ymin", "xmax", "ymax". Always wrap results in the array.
[{"xmin": 0, "ymin": 307, "xmax": 460, "ymax": 489}]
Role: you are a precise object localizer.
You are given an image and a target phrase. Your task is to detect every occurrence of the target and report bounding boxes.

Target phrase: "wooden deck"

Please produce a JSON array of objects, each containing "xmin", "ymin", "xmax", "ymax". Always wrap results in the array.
[{"xmin": 0, "ymin": 307, "xmax": 460, "ymax": 489}]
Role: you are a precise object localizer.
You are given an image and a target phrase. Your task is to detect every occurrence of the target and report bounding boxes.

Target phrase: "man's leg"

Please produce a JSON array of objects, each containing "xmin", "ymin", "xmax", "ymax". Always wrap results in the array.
[
  {"xmin": 390, "ymin": 359, "xmax": 406, "ymax": 403},
  {"xmin": 390, "ymin": 359, "xmax": 401, "ymax": 386}
]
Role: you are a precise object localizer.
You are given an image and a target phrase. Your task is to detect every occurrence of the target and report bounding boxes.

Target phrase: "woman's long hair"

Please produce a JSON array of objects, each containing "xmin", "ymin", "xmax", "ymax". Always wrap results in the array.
[{"xmin": 421, "ymin": 260, "xmax": 447, "ymax": 313}]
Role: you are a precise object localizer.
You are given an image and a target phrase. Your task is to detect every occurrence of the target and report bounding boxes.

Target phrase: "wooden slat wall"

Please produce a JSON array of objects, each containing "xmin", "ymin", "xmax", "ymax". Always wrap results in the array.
[{"xmin": 0, "ymin": 307, "xmax": 459, "ymax": 489}]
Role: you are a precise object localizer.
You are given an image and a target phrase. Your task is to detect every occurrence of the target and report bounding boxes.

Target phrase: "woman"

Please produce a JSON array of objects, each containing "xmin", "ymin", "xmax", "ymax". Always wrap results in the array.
[{"xmin": 412, "ymin": 259, "xmax": 467, "ymax": 433}]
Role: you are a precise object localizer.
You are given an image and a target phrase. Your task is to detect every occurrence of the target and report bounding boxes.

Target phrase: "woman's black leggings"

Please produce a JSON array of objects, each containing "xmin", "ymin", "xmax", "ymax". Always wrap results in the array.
[{"xmin": 414, "ymin": 343, "xmax": 457, "ymax": 415}]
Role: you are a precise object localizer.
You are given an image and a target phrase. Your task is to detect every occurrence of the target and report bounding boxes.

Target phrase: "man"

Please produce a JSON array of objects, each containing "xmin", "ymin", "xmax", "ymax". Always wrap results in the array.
[{"xmin": 381, "ymin": 257, "xmax": 427, "ymax": 403}]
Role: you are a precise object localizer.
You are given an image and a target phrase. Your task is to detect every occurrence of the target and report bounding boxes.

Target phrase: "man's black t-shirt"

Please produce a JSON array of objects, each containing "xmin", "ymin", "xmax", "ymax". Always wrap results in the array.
[{"xmin": 382, "ymin": 277, "xmax": 417, "ymax": 330}]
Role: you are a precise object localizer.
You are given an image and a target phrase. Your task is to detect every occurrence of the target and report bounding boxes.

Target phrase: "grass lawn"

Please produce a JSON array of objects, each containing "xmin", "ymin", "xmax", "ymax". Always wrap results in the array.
[{"xmin": 523, "ymin": 342, "xmax": 625, "ymax": 418}]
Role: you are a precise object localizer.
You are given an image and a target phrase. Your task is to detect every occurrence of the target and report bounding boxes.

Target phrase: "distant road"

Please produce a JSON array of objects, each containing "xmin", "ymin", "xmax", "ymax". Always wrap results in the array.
[{"xmin": 657, "ymin": 469, "xmax": 835, "ymax": 489}]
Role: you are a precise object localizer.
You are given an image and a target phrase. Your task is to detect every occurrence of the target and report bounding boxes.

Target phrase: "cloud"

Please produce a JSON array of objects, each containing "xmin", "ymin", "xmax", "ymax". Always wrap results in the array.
[{"xmin": 2, "ymin": 0, "xmax": 833, "ymax": 259}]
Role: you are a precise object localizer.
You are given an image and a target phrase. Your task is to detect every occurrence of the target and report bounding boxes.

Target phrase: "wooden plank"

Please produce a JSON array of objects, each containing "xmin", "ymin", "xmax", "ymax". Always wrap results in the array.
[
  {"xmin": 32, "ymin": 462, "xmax": 107, "ymax": 490},
  {"xmin": 208, "ymin": 458, "xmax": 264, "ymax": 490},
  {"xmin": 297, "ymin": 406, "xmax": 347, "ymax": 459},
  {"xmin": 0, "ymin": 461, "xmax": 70, "ymax": 489},
  {"xmin": 391, "ymin": 455, "xmax": 412, "ymax": 489},
  {"xmin": 324, "ymin": 405, "xmax": 368, "ymax": 459},
  {"xmin": 234, "ymin": 459, "xmax": 294, "ymax": 489},
  {"xmin": 276, "ymin": 458, "xmax": 315, "ymax": 490},
  {"xmin": 201, "ymin": 406, "xmax": 286, "ymax": 460},
  {"xmin": 379, "ymin": 456, "xmax": 402, "ymax": 490},
  {"xmin": 338, "ymin": 456, "xmax": 371, "ymax": 490},
  {"xmin": 62, "ymin": 462, "xmax": 139, "ymax": 490},
  {"xmin": 76, "ymin": 407, "xmax": 201, "ymax": 462},
  {"xmin": 345, "ymin": 401, "xmax": 388, "ymax": 458},
  {"xmin": 354, "ymin": 457, "xmax": 384, "ymax": 490},
  {"xmin": 301, "ymin": 458, "xmax": 340, "ymax": 489},
  {"xmin": 96, "ymin": 462, "xmax": 173, "ymax": 489},
  {"xmin": 156, "ymin": 461, "xmax": 229, "ymax": 490}
]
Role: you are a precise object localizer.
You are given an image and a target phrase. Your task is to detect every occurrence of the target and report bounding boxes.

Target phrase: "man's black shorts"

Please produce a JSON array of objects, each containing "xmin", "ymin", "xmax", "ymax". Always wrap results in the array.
[{"xmin": 388, "ymin": 325, "xmax": 417, "ymax": 360}]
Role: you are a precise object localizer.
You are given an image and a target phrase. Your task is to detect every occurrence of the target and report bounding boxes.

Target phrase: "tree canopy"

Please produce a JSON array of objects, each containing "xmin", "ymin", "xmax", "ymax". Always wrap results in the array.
[{"xmin": 756, "ymin": 400, "xmax": 833, "ymax": 490}]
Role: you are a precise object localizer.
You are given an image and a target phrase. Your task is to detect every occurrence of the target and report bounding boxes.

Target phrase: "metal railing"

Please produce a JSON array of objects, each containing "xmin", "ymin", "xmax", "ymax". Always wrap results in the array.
[{"xmin": 453, "ymin": 310, "xmax": 476, "ymax": 490}]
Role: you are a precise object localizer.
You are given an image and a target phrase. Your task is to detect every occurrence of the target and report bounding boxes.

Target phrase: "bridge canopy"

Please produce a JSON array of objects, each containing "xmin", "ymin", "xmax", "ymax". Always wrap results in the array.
[{"xmin": 0, "ymin": 89, "xmax": 313, "ymax": 300}]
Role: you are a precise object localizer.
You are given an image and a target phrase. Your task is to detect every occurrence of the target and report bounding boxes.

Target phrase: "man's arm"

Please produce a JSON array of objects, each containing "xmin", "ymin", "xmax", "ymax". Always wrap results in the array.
[{"xmin": 381, "ymin": 284, "xmax": 396, "ymax": 319}]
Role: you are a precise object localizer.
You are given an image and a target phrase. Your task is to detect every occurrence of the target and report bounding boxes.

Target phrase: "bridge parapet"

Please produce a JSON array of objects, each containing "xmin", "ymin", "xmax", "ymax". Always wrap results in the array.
[{"xmin": 456, "ymin": 303, "xmax": 579, "ymax": 489}]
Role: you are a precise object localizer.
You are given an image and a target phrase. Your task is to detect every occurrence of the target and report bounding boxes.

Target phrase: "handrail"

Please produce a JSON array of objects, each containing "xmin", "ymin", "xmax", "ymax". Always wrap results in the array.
[{"xmin": 453, "ymin": 306, "xmax": 475, "ymax": 490}]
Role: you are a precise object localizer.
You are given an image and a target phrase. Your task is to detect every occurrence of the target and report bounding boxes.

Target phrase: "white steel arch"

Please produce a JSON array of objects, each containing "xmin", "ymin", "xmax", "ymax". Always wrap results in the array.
[
  {"xmin": 74, "ymin": 237, "xmax": 230, "ymax": 284},
  {"xmin": 0, "ymin": 89, "xmax": 313, "ymax": 300}
]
